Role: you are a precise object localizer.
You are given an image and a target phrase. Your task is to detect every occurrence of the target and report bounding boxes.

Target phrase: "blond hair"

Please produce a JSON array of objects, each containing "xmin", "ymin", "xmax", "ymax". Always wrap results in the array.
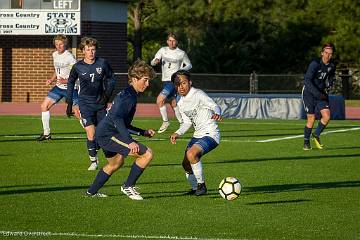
[
  {"xmin": 79, "ymin": 37, "xmax": 99, "ymax": 51},
  {"xmin": 128, "ymin": 59, "xmax": 156, "ymax": 83},
  {"xmin": 53, "ymin": 34, "xmax": 68, "ymax": 46}
]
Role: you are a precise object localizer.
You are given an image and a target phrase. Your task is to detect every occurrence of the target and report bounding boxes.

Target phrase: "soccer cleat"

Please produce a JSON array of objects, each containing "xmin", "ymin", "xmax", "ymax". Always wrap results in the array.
[
  {"xmin": 121, "ymin": 185, "xmax": 143, "ymax": 200},
  {"xmin": 84, "ymin": 191, "xmax": 108, "ymax": 198},
  {"xmin": 36, "ymin": 133, "xmax": 51, "ymax": 141},
  {"xmin": 157, "ymin": 121, "xmax": 170, "ymax": 133},
  {"xmin": 87, "ymin": 160, "xmax": 99, "ymax": 171},
  {"xmin": 185, "ymin": 189, "xmax": 196, "ymax": 195},
  {"xmin": 303, "ymin": 142, "xmax": 312, "ymax": 151},
  {"xmin": 195, "ymin": 182, "xmax": 207, "ymax": 196},
  {"xmin": 311, "ymin": 133, "xmax": 324, "ymax": 149}
]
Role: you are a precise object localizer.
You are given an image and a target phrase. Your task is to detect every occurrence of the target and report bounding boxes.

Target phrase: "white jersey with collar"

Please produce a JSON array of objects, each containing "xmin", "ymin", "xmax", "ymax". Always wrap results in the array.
[
  {"xmin": 52, "ymin": 50, "xmax": 77, "ymax": 89},
  {"xmin": 175, "ymin": 87, "xmax": 221, "ymax": 143},
  {"xmin": 151, "ymin": 46, "xmax": 192, "ymax": 82}
]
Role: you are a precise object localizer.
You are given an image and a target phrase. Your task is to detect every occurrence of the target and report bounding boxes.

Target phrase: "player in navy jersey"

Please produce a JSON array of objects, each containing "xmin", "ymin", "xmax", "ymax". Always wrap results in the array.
[
  {"xmin": 302, "ymin": 43, "xmax": 336, "ymax": 150},
  {"xmin": 66, "ymin": 37, "xmax": 116, "ymax": 170},
  {"xmin": 85, "ymin": 60, "xmax": 156, "ymax": 200},
  {"xmin": 36, "ymin": 34, "xmax": 79, "ymax": 141}
]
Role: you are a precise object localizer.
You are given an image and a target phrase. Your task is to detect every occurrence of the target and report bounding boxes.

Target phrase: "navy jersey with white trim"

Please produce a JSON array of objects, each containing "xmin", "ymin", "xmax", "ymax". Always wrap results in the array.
[
  {"xmin": 98, "ymin": 86, "xmax": 145, "ymax": 144},
  {"xmin": 304, "ymin": 58, "xmax": 336, "ymax": 98},
  {"xmin": 67, "ymin": 57, "xmax": 116, "ymax": 102}
]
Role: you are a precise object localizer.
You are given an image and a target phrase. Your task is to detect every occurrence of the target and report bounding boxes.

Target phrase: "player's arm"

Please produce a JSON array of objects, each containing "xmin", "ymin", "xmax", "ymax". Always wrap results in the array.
[
  {"xmin": 99, "ymin": 60, "xmax": 116, "ymax": 105},
  {"xmin": 170, "ymin": 114, "xmax": 192, "ymax": 144},
  {"xmin": 128, "ymin": 126, "xmax": 155, "ymax": 138},
  {"xmin": 46, "ymin": 71, "xmax": 57, "ymax": 85},
  {"xmin": 151, "ymin": 48, "xmax": 163, "ymax": 66},
  {"xmin": 304, "ymin": 61, "xmax": 325, "ymax": 99},
  {"xmin": 65, "ymin": 65, "xmax": 78, "ymax": 117},
  {"xmin": 326, "ymin": 62, "xmax": 336, "ymax": 92},
  {"xmin": 198, "ymin": 90, "xmax": 222, "ymax": 121},
  {"xmin": 180, "ymin": 53, "xmax": 192, "ymax": 71}
]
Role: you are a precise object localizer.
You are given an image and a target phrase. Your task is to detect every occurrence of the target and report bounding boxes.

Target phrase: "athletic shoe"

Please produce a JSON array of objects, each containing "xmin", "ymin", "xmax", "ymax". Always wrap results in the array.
[
  {"xmin": 36, "ymin": 133, "xmax": 51, "ymax": 141},
  {"xmin": 121, "ymin": 185, "xmax": 143, "ymax": 200},
  {"xmin": 303, "ymin": 142, "xmax": 312, "ymax": 151},
  {"xmin": 311, "ymin": 133, "xmax": 324, "ymax": 149},
  {"xmin": 195, "ymin": 182, "xmax": 207, "ymax": 196},
  {"xmin": 185, "ymin": 189, "xmax": 196, "ymax": 195},
  {"xmin": 87, "ymin": 160, "xmax": 99, "ymax": 171},
  {"xmin": 157, "ymin": 121, "xmax": 170, "ymax": 133},
  {"xmin": 84, "ymin": 191, "xmax": 108, "ymax": 198}
]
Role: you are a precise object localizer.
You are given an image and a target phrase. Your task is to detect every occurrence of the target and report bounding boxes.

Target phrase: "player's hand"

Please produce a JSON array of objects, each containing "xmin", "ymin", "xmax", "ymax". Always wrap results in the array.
[
  {"xmin": 45, "ymin": 79, "xmax": 54, "ymax": 86},
  {"xmin": 66, "ymin": 102, "xmax": 74, "ymax": 117},
  {"xmin": 319, "ymin": 93, "xmax": 329, "ymax": 101},
  {"xmin": 98, "ymin": 94, "xmax": 110, "ymax": 105},
  {"xmin": 211, "ymin": 114, "xmax": 222, "ymax": 121},
  {"xmin": 57, "ymin": 78, "xmax": 67, "ymax": 84},
  {"xmin": 144, "ymin": 129, "xmax": 155, "ymax": 138},
  {"xmin": 154, "ymin": 59, "xmax": 160, "ymax": 65},
  {"xmin": 170, "ymin": 133, "xmax": 179, "ymax": 144},
  {"xmin": 128, "ymin": 142, "xmax": 140, "ymax": 154},
  {"xmin": 72, "ymin": 105, "xmax": 81, "ymax": 119}
]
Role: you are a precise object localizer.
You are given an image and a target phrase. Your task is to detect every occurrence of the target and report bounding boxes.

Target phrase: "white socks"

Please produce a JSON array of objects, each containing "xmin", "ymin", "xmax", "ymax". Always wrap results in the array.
[
  {"xmin": 159, "ymin": 105, "xmax": 168, "ymax": 122},
  {"xmin": 173, "ymin": 106, "xmax": 183, "ymax": 124},
  {"xmin": 185, "ymin": 173, "xmax": 198, "ymax": 190},
  {"xmin": 191, "ymin": 161, "xmax": 204, "ymax": 184},
  {"xmin": 41, "ymin": 111, "xmax": 50, "ymax": 135}
]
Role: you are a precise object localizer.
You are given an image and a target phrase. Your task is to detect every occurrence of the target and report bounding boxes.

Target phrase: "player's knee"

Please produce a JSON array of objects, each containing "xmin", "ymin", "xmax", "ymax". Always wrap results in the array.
[
  {"xmin": 186, "ymin": 149, "xmax": 198, "ymax": 163},
  {"xmin": 143, "ymin": 148, "xmax": 153, "ymax": 162},
  {"xmin": 182, "ymin": 158, "xmax": 192, "ymax": 173},
  {"xmin": 156, "ymin": 96, "xmax": 165, "ymax": 106}
]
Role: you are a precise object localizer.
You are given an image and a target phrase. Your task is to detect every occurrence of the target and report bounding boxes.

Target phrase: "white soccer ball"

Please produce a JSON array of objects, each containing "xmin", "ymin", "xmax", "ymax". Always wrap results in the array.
[{"xmin": 218, "ymin": 177, "xmax": 241, "ymax": 200}]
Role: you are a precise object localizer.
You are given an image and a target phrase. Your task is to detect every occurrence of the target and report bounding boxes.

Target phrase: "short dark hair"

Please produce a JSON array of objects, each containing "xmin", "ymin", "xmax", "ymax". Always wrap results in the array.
[
  {"xmin": 321, "ymin": 43, "xmax": 335, "ymax": 53},
  {"xmin": 171, "ymin": 70, "xmax": 191, "ymax": 86}
]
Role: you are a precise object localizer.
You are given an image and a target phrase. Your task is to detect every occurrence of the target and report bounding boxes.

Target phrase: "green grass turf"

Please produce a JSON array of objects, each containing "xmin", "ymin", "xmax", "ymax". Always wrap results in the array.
[{"xmin": 0, "ymin": 116, "xmax": 359, "ymax": 240}]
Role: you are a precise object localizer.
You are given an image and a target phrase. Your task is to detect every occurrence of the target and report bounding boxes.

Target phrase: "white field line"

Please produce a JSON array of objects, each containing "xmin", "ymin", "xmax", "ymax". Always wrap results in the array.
[
  {"xmin": 0, "ymin": 230, "xmax": 246, "ymax": 240},
  {"xmin": 2, "ymin": 127, "xmax": 359, "ymax": 143},
  {"xmin": 256, "ymin": 127, "xmax": 360, "ymax": 143}
]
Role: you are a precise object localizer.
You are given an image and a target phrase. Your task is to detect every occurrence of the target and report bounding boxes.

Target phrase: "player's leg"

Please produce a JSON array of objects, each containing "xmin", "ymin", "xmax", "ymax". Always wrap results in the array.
[
  {"xmin": 312, "ymin": 104, "xmax": 330, "ymax": 149},
  {"xmin": 181, "ymin": 156, "xmax": 197, "ymax": 194},
  {"xmin": 84, "ymin": 124, "xmax": 98, "ymax": 170},
  {"xmin": 170, "ymin": 98, "xmax": 183, "ymax": 124},
  {"xmin": 302, "ymin": 88, "xmax": 315, "ymax": 150},
  {"xmin": 37, "ymin": 87, "xmax": 65, "ymax": 141},
  {"xmin": 121, "ymin": 143, "xmax": 153, "ymax": 200},
  {"xmin": 157, "ymin": 81, "xmax": 174, "ymax": 133},
  {"xmin": 186, "ymin": 136, "xmax": 219, "ymax": 196},
  {"xmin": 86, "ymin": 152, "xmax": 124, "ymax": 197}
]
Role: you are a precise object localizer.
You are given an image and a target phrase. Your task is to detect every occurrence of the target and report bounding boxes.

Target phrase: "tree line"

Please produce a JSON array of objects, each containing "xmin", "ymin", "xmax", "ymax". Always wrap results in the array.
[{"xmin": 128, "ymin": 0, "xmax": 360, "ymax": 74}]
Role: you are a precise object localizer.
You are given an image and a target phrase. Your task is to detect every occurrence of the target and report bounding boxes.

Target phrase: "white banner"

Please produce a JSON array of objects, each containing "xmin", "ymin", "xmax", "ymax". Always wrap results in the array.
[{"xmin": 0, "ymin": 3, "xmax": 81, "ymax": 35}]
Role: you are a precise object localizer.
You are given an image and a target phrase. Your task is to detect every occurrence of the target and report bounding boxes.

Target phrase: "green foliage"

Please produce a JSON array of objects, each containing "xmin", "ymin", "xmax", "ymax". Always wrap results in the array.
[{"xmin": 128, "ymin": 0, "xmax": 360, "ymax": 73}]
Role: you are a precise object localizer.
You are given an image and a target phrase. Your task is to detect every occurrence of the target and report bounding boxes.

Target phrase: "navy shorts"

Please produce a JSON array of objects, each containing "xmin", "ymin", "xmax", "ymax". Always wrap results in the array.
[
  {"xmin": 186, "ymin": 136, "xmax": 219, "ymax": 157},
  {"xmin": 79, "ymin": 101, "xmax": 106, "ymax": 127},
  {"xmin": 98, "ymin": 135, "xmax": 148, "ymax": 158},
  {"xmin": 159, "ymin": 81, "xmax": 177, "ymax": 101},
  {"xmin": 47, "ymin": 86, "xmax": 79, "ymax": 105},
  {"xmin": 302, "ymin": 87, "xmax": 329, "ymax": 114}
]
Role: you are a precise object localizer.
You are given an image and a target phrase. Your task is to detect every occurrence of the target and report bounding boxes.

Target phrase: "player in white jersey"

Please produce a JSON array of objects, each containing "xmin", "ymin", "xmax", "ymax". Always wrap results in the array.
[
  {"xmin": 36, "ymin": 34, "xmax": 79, "ymax": 141},
  {"xmin": 169, "ymin": 70, "xmax": 222, "ymax": 196},
  {"xmin": 151, "ymin": 33, "xmax": 192, "ymax": 133}
]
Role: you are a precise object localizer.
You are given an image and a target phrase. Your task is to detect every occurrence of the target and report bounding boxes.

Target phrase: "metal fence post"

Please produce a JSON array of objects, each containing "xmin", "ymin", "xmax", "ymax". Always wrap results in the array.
[{"xmin": 250, "ymin": 71, "xmax": 258, "ymax": 94}]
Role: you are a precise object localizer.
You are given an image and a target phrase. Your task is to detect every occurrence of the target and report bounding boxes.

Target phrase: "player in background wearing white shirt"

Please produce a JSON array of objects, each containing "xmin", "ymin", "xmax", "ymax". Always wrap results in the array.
[
  {"xmin": 169, "ymin": 70, "xmax": 222, "ymax": 196},
  {"xmin": 151, "ymin": 33, "xmax": 192, "ymax": 133},
  {"xmin": 36, "ymin": 34, "xmax": 79, "ymax": 141}
]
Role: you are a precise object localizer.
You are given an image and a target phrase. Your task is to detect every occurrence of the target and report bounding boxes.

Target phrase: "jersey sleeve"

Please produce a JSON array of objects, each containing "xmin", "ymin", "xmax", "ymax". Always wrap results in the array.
[
  {"xmin": 103, "ymin": 60, "xmax": 116, "ymax": 98},
  {"xmin": 198, "ymin": 90, "xmax": 221, "ymax": 115},
  {"xmin": 180, "ymin": 52, "xmax": 192, "ymax": 71},
  {"xmin": 304, "ymin": 61, "xmax": 322, "ymax": 98},
  {"xmin": 66, "ymin": 64, "xmax": 78, "ymax": 103},
  {"xmin": 151, "ymin": 48, "xmax": 163, "ymax": 66}
]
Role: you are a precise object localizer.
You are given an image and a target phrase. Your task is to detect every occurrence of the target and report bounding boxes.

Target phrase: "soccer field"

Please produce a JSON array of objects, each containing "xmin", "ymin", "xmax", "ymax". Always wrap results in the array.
[{"xmin": 0, "ymin": 116, "xmax": 359, "ymax": 240}]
